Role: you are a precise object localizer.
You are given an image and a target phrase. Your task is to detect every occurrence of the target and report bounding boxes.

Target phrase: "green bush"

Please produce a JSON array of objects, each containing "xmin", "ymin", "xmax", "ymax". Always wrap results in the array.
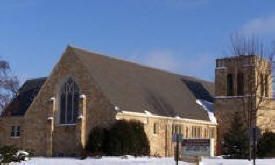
[
  {"xmin": 0, "ymin": 145, "xmax": 21, "ymax": 163},
  {"xmin": 257, "ymin": 132, "xmax": 275, "ymax": 158},
  {"xmin": 85, "ymin": 126, "xmax": 107, "ymax": 155},
  {"xmin": 105, "ymin": 120, "xmax": 150, "ymax": 156},
  {"xmin": 222, "ymin": 112, "xmax": 249, "ymax": 159},
  {"xmin": 86, "ymin": 120, "xmax": 150, "ymax": 156},
  {"xmin": 0, "ymin": 145, "xmax": 32, "ymax": 163}
]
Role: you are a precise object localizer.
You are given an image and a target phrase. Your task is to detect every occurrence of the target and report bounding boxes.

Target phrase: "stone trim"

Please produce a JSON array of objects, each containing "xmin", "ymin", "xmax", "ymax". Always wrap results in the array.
[
  {"xmin": 215, "ymin": 67, "xmax": 227, "ymax": 70},
  {"xmin": 56, "ymin": 123, "xmax": 76, "ymax": 126},
  {"xmin": 116, "ymin": 111, "xmax": 217, "ymax": 126}
]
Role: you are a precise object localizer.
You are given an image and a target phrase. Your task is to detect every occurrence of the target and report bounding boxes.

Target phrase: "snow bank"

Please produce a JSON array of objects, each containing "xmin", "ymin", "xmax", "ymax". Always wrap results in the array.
[
  {"xmin": 12, "ymin": 157, "xmax": 193, "ymax": 165},
  {"xmin": 196, "ymin": 99, "xmax": 216, "ymax": 123},
  {"xmin": 200, "ymin": 158, "xmax": 275, "ymax": 165},
  {"xmin": 8, "ymin": 156, "xmax": 275, "ymax": 165}
]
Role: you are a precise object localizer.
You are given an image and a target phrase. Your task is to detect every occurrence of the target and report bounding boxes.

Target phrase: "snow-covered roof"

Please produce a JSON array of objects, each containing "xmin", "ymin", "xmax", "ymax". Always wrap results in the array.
[{"xmin": 196, "ymin": 99, "xmax": 216, "ymax": 123}]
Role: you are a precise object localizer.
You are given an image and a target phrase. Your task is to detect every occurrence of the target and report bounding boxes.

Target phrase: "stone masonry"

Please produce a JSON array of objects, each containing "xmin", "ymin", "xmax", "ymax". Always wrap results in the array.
[{"xmin": 116, "ymin": 111, "xmax": 217, "ymax": 157}]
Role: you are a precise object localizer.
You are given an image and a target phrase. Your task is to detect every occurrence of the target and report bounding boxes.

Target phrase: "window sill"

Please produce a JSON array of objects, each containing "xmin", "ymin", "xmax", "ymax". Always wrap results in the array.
[
  {"xmin": 57, "ymin": 123, "xmax": 77, "ymax": 127},
  {"xmin": 10, "ymin": 136, "xmax": 20, "ymax": 139}
]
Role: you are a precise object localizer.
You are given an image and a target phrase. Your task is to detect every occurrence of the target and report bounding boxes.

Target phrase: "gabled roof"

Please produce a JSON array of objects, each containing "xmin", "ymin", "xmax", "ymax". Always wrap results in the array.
[
  {"xmin": 1, "ymin": 77, "xmax": 47, "ymax": 117},
  {"xmin": 70, "ymin": 46, "xmax": 214, "ymax": 121}
]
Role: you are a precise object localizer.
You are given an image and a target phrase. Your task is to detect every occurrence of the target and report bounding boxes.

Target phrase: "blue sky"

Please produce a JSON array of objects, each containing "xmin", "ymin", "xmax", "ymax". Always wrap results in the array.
[{"xmin": 1, "ymin": 0, "xmax": 275, "ymax": 83}]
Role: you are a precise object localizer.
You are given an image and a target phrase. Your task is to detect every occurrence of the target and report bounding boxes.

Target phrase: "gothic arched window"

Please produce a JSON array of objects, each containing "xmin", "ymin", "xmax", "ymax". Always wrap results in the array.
[
  {"xmin": 227, "ymin": 74, "xmax": 234, "ymax": 96},
  {"xmin": 60, "ymin": 78, "xmax": 79, "ymax": 124}
]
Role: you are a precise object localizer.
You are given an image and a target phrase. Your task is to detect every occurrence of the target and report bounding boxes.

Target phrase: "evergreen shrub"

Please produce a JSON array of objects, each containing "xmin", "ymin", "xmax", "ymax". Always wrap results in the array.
[
  {"xmin": 86, "ymin": 120, "xmax": 150, "ymax": 156},
  {"xmin": 257, "ymin": 131, "xmax": 275, "ymax": 158}
]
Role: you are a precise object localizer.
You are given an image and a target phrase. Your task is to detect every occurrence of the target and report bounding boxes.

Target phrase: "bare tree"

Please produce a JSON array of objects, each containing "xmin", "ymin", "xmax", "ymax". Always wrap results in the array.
[
  {"xmin": 271, "ymin": 41, "xmax": 275, "ymax": 97},
  {"xmin": 228, "ymin": 33, "xmax": 274, "ymax": 160},
  {"xmin": 0, "ymin": 59, "xmax": 19, "ymax": 114}
]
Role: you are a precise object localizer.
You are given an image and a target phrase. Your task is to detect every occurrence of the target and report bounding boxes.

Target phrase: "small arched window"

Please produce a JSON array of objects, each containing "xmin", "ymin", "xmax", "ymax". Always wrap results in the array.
[
  {"xmin": 227, "ymin": 74, "xmax": 234, "ymax": 96},
  {"xmin": 60, "ymin": 78, "xmax": 79, "ymax": 124},
  {"xmin": 237, "ymin": 72, "xmax": 244, "ymax": 95}
]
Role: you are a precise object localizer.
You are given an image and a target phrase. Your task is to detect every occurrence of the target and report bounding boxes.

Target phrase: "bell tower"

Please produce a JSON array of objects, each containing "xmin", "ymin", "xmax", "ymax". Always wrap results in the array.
[{"xmin": 214, "ymin": 55, "xmax": 273, "ymax": 154}]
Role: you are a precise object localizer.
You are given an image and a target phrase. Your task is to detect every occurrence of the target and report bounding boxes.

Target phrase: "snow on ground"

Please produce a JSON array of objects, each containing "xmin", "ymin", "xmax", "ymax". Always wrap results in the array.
[
  {"xmin": 200, "ymin": 158, "xmax": 275, "ymax": 165},
  {"xmin": 8, "ymin": 156, "xmax": 275, "ymax": 165},
  {"xmin": 11, "ymin": 156, "xmax": 193, "ymax": 165},
  {"xmin": 196, "ymin": 99, "xmax": 216, "ymax": 123}
]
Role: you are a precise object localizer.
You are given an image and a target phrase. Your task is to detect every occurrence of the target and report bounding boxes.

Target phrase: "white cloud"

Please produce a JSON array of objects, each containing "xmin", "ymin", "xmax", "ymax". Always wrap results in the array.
[
  {"xmin": 180, "ymin": 53, "xmax": 216, "ymax": 80},
  {"xmin": 141, "ymin": 50, "xmax": 181, "ymax": 73},
  {"xmin": 127, "ymin": 50, "xmax": 215, "ymax": 81},
  {"xmin": 242, "ymin": 15, "xmax": 275, "ymax": 35}
]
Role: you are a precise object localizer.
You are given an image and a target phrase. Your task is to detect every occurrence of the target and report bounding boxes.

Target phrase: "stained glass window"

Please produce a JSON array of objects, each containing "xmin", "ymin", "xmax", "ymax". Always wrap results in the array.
[{"xmin": 60, "ymin": 78, "xmax": 79, "ymax": 124}]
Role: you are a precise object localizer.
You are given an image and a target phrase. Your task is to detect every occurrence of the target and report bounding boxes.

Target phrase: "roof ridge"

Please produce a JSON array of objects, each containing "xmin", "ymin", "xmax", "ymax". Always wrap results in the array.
[{"xmin": 25, "ymin": 77, "xmax": 47, "ymax": 82}]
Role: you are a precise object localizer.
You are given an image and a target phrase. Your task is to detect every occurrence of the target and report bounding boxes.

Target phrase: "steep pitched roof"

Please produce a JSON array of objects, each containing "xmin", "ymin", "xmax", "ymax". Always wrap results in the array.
[
  {"xmin": 1, "ymin": 77, "xmax": 47, "ymax": 117},
  {"xmin": 70, "ymin": 46, "xmax": 214, "ymax": 121}
]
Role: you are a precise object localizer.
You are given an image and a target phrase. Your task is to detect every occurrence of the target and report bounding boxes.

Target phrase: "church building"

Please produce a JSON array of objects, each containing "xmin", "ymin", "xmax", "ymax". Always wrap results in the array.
[{"xmin": 0, "ymin": 46, "xmax": 217, "ymax": 157}]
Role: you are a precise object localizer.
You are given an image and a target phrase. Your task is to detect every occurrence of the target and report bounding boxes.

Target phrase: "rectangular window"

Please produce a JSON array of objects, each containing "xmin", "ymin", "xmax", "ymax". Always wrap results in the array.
[
  {"xmin": 16, "ymin": 126, "xmax": 20, "ymax": 137},
  {"xmin": 10, "ymin": 126, "xmax": 20, "ymax": 137},
  {"xmin": 196, "ymin": 127, "xmax": 201, "ymax": 138},
  {"xmin": 265, "ymin": 74, "xmax": 269, "ymax": 97},
  {"xmin": 175, "ymin": 125, "xmax": 179, "ymax": 134},
  {"xmin": 192, "ymin": 126, "xmax": 196, "ymax": 138},
  {"xmin": 204, "ymin": 128, "xmax": 208, "ymax": 138},
  {"xmin": 172, "ymin": 124, "xmax": 182, "ymax": 135},
  {"xmin": 261, "ymin": 74, "xmax": 264, "ymax": 96},
  {"xmin": 172, "ymin": 124, "xmax": 175, "ymax": 134},
  {"xmin": 153, "ymin": 123, "xmax": 158, "ymax": 134},
  {"xmin": 186, "ymin": 127, "xmax": 189, "ymax": 138},
  {"xmin": 10, "ymin": 126, "xmax": 15, "ymax": 137}
]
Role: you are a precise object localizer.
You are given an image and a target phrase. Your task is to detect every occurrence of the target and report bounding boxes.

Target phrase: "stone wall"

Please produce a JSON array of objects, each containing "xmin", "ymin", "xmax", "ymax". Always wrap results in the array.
[
  {"xmin": 215, "ymin": 55, "xmax": 274, "ymax": 154},
  {"xmin": 257, "ymin": 99, "xmax": 275, "ymax": 132},
  {"xmin": 116, "ymin": 111, "xmax": 217, "ymax": 157},
  {"xmin": 0, "ymin": 117, "xmax": 25, "ymax": 148},
  {"xmin": 215, "ymin": 97, "xmax": 254, "ymax": 135},
  {"xmin": 23, "ymin": 47, "xmax": 116, "ymax": 156}
]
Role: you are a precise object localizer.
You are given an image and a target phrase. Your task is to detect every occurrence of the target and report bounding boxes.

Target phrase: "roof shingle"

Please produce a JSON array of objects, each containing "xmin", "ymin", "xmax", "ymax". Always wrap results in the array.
[
  {"xmin": 70, "ymin": 46, "xmax": 214, "ymax": 121},
  {"xmin": 2, "ymin": 77, "xmax": 46, "ymax": 117}
]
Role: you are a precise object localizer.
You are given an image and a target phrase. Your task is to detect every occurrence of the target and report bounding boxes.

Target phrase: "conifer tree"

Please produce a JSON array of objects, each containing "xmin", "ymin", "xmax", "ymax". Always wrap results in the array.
[{"xmin": 223, "ymin": 111, "xmax": 249, "ymax": 159}]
